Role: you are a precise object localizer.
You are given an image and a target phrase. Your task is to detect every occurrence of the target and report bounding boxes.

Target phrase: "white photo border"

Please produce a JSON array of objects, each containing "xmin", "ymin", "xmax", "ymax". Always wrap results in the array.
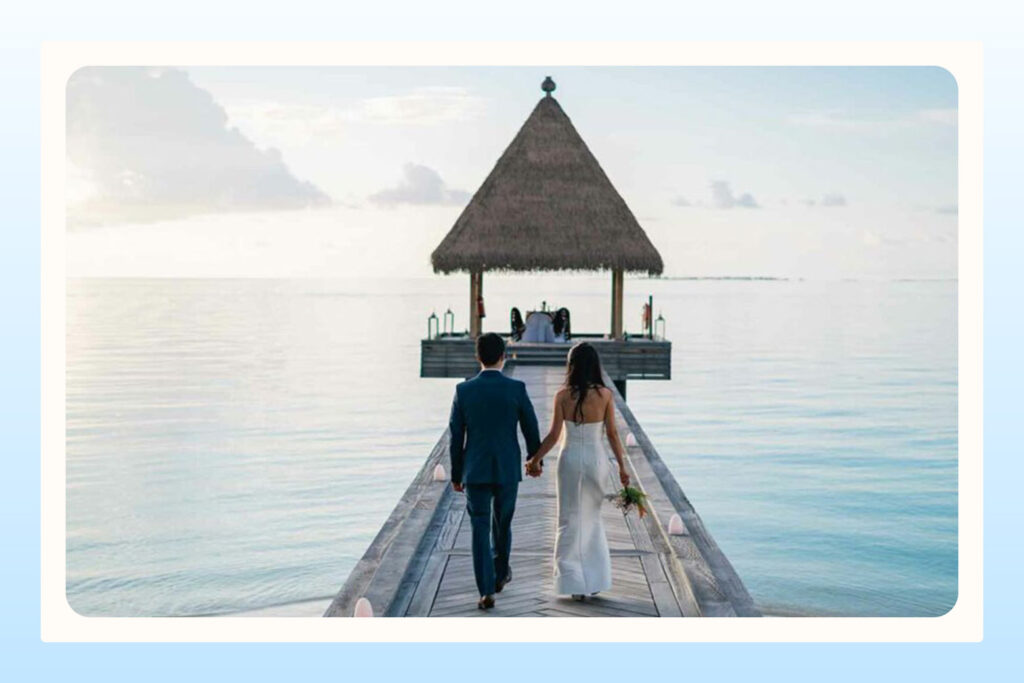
[{"xmin": 41, "ymin": 40, "xmax": 983, "ymax": 642}]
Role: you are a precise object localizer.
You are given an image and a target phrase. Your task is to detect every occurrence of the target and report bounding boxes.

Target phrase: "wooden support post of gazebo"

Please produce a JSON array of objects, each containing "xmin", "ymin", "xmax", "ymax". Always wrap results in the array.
[
  {"xmin": 469, "ymin": 270, "xmax": 483, "ymax": 338},
  {"xmin": 611, "ymin": 268, "xmax": 624, "ymax": 339},
  {"xmin": 611, "ymin": 267, "xmax": 626, "ymax": 395}
]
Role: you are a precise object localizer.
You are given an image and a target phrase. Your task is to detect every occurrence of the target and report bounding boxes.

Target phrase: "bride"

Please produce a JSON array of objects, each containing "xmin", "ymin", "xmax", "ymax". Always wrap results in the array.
[{"xmin": 525, "ymin": 342, "xmax": 631, "ymax": 601}]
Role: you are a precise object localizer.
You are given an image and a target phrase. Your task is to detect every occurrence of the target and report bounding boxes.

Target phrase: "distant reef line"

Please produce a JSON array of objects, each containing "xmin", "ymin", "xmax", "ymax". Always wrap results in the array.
[{"xmin": 642, "ymin": 275, "xmax": 792, "ymax": 281}]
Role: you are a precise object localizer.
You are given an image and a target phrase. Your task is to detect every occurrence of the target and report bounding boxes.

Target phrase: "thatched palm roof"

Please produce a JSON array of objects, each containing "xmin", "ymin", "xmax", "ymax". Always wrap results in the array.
[{"xmin": 431, "ymin": 88, "xmax": 664, "ymax": 275}]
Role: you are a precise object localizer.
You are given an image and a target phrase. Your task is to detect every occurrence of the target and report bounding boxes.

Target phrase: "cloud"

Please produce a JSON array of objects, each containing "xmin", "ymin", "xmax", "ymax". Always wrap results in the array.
[
  {"xmin": 220, "ymin": 87, "xmax": 487, "ymax": 150},
  {"xmin": 354, "ymin": 87, "xmax": 486, "ymax": 125},
  {"xmin": 710, "ymin": 181, "xmax": 758, "ymax": 209},
  {"xmin": 803, "ymin": 193, "xmax": 846, "ymax": 208},
  {"xmin": 369, "ymin": 163, "xmax": 471, "ymax": 207},
  {"xmin": 222, "ymin": 101, "xmax": 350, "ymax": 149},
  {"xmin": 861, "ymin": 229, "xmax": 909, "ymax": 248},
  {"xmin": 862, "ymin": 230, "xmax": 882, "ymax": 247},
  {"xmin": 670, "ymin": 181, "xmax": 758, "ymax": 209},
  {"xmin": 787, "ymin": 108, "xmax": 957, "ymax": 130},
  {"xmin": 66, "ymin": 67, "xmax": 329, "ymax": 225},
  {"xmin": 801, "ymin": 193, "xmax": 848, "ymax": 207},
  {"xmin": 918, "ymin": 108, "xmax": 958, "ymax": 126}
]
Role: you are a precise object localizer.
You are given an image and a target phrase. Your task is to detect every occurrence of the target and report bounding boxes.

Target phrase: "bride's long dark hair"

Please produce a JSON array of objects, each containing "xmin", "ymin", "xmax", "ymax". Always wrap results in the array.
[{"xmin": 565, "ymin": 342, "xmax": 606, "ymax": 424}]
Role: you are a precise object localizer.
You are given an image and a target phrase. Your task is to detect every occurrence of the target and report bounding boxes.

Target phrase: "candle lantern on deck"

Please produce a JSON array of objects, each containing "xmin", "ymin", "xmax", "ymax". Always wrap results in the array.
[
  {"xmin": 654, "ymin": 311, "xmax": 666, "ymax": 341},
  {"xmin": 443, "ymin": 307, "xmax": 455, "ymax": 336},
  {"xmin": 353, "ymin": 597, "xmax": 374, "ymax": 617},
  {"xmin": 427, "ymin": 311, "xmax": 439, "ymax": 340}
]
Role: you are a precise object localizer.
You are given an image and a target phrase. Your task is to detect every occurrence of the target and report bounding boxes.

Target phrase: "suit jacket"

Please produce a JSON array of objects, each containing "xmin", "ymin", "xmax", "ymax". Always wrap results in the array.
[{"xmin": 448, "ymin": 369, "xmax": 541, "ymax": 485}]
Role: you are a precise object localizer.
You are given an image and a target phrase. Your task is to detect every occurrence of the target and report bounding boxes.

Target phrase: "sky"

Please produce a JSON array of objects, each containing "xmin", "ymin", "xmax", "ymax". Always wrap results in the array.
[{"xmin": 66, "ymin": 66, "xmax": 958, "ymax": 279}]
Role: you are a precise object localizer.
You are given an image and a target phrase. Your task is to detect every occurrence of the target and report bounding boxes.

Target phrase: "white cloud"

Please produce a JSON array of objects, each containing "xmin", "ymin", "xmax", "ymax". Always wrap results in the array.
[
  {"xmin": 787, "ymin": 110, "xmax": 882, "ymax": 129},
  {"xmin": 787, "ymin": 108, "xmax": 957, "ymax": 130},
  {"xmin": 860, "ymin": 227, "xmax": 911, "ymax": 248},
  {"xmin": 671, "ymin": 181, "xmax": 758, "ymax": 209},
  {"xmin": 802, "ymin": 193, "xmax": 849, "ymax": 208},
  {"xmin": 918, "ymin": 108, "xmax": 958, "ymax": 126},
  {"xmin": 354, "ymin": 87, "xmax": 486, "ymax": 125},
  {"xmin": 222, "ymin": 101, "xmax": 350, "ymax": 149},
  {"xmin": 221, "ymin": 87, "xmax": 486, "ymax": 151},
  {"xmin": 710, "ymin": 181, "xmax": 759, "ymax": 209},
  {"xmin": 67, "ymin": 67, "xmax": 329, "ymax": 225},
  {"xmin": 369, "ymin": 163, "xmax": 471, "ymax": 207}
]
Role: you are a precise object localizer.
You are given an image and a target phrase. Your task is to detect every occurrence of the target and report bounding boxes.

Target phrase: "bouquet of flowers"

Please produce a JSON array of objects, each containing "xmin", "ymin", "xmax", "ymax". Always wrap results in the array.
[{"xmin": 608, "ymin": 485, "xmax": 649, "ymax": 518}]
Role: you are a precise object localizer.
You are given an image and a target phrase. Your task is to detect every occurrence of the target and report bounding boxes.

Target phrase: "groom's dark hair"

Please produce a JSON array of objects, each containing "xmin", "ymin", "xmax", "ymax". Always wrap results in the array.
[{"xmin": 476, "ymin": 332, "xmax": 505, "ymax": 367}]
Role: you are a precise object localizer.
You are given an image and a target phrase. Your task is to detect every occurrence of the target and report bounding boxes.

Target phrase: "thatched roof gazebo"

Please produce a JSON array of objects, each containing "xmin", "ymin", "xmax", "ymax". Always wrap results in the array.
[
  {"xmin": 422, "ymin": 77, "xmax": 671, "ymax": 389},
  {"xmin": 432, "ymin": 82, "xmax": 663, "ymax": 274},
  {"xmin": 432, "ymin": 77, "xmax": 663, "ymax": 338}
]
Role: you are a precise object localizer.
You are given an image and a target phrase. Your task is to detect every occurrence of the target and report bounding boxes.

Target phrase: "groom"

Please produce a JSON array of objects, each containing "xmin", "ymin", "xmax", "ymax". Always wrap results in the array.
[{"xmin": 448, "ymin": 332, "xmax": 541, "ymax": 610}]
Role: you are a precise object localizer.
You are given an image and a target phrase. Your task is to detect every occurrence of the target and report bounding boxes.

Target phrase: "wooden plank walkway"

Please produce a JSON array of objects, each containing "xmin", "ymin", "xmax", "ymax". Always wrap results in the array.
[{"xmin": 325, "ymin": 365, "xmax": 759, "ymax": 618}]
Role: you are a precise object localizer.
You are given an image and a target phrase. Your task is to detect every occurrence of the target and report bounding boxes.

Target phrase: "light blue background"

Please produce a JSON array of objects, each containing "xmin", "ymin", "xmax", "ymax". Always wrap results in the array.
[{"xmin": 3, "ymin": 2, "xmax": 1021, "ymax": 680}]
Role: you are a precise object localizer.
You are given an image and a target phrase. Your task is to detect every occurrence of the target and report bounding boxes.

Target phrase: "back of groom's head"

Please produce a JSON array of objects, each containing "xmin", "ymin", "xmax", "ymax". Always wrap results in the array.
[{"xmin": 476, "ymin": 333, "xmax": 505, "ymax": 367}]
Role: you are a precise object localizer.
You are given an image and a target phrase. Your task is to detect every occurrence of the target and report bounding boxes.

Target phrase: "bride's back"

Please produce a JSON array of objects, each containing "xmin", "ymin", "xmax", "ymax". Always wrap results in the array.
[{"xmin": 558, "ymin": 385, "xmax": 610, "ymax": 425}]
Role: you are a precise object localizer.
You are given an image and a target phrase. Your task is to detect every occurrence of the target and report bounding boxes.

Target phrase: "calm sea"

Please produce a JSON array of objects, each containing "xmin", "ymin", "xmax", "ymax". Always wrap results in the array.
[{"xmin": 66, "ymin": 275, "xmax": 957, "ymax": 617}]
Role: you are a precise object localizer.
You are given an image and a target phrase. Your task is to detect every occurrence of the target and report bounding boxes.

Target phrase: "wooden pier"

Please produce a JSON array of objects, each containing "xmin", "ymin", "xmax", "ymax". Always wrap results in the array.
[{"xmin": 325, "ymin": 365, "xmax": 759, "ymax": 618}]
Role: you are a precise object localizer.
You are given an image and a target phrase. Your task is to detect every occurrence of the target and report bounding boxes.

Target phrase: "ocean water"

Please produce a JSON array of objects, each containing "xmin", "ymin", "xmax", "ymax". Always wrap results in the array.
[{"xmin": 65, "ymin": 276, "xmax": 957, "ymax": 617}]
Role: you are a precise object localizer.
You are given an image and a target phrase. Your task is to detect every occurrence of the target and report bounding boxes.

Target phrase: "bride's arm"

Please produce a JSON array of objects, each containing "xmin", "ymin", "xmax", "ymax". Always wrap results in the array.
[
  {"xmin": 526, "ymin": 393, "xmax": 564, "ymax": 473},
  {"xmin": 604, "ymin": 391, "xmax": 630, "ymax": 487}
]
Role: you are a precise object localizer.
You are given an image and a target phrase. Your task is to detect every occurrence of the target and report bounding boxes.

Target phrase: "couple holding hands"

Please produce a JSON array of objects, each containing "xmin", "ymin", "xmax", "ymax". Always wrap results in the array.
[{"xmin": 448, "ymin": 333, "xmax": 630, "ymax": 610}]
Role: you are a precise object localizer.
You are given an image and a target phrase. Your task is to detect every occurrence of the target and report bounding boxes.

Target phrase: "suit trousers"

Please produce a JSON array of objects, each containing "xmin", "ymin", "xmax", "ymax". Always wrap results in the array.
[{"xmin": 464, "ymin": 481, "xmax": 518, "ymax": 597}]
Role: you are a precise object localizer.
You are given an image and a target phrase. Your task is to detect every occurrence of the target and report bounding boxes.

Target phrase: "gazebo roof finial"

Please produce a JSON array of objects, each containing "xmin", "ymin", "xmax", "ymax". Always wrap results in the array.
[{"xmin": 541, "ymin": 76, "xmax": 556, "ymax": 97}]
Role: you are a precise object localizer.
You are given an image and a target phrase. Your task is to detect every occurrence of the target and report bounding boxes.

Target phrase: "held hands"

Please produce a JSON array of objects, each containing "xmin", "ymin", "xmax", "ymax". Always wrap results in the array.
[
  {"xmin": 619, "ymin": 467, "xmax": 630, "ymax": 487},
  {"xmin": 525, "ymin": 457, "xmax": 543, "ymax": 478},
  {"xmin": 452, "ymin": 482, "xmax": 465, "ymax": 492}
]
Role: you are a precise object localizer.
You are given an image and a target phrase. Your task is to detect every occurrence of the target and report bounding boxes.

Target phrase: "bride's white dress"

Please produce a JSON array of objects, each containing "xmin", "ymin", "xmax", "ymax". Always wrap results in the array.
[{"xmin": 554, "ymin": 420, "xmax": 613, "ymax": 595}]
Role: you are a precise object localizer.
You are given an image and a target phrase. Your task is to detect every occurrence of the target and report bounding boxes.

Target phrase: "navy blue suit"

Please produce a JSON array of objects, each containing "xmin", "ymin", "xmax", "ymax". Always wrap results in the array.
[{"xmin": 448, "ymin": 368, "xmax": 541, "ymax": 596}]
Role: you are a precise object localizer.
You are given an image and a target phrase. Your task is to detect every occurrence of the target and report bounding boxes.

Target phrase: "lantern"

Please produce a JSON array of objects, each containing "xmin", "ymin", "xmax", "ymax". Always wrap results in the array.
[
  {"xmin": 427, "ymin": 311, "xmax": 439, "ymax": 340},
  {"xmin": 668, "ymin": 513, "xmax": 685, "ymax": 536},
  {"xmin": 353, "ymin": 597, "xmax": 374, "ymax": 617},
  {"xmin": 432, "ymin": 464, "xmax": 447, "ymax": 482},
  {"xmin": 654, "ymin": 311, "xmax": 666, "ymax": 340},
  {"xmin": 443, "ymin": 307, "xmax": 455, "ymax": 335}
]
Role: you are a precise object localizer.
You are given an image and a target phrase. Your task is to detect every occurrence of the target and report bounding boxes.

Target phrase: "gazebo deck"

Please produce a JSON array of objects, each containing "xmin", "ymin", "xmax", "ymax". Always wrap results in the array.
[
  {"xmin": 324, "ymin": 365, "xmax": 758, "ymax": 618},
  {"xmin": 421, "ymin": 334, "xmax": 671, "ymax": 381}
]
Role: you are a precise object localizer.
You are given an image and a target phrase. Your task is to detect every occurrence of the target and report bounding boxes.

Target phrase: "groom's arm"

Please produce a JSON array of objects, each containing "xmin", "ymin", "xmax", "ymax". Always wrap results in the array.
[
  {"xmin": 518, "ymin": 382, "xmax": 542, "ymax": 457},
  {"xmin": 448, "ymin": 388, "xmax": 466, "ymax": 489}
]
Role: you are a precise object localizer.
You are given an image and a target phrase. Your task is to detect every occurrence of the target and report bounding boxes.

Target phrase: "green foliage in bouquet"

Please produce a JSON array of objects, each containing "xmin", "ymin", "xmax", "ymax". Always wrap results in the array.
[{"xmin": 610, "ymin": 485, "xmax": 649, "ymax": 518}]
